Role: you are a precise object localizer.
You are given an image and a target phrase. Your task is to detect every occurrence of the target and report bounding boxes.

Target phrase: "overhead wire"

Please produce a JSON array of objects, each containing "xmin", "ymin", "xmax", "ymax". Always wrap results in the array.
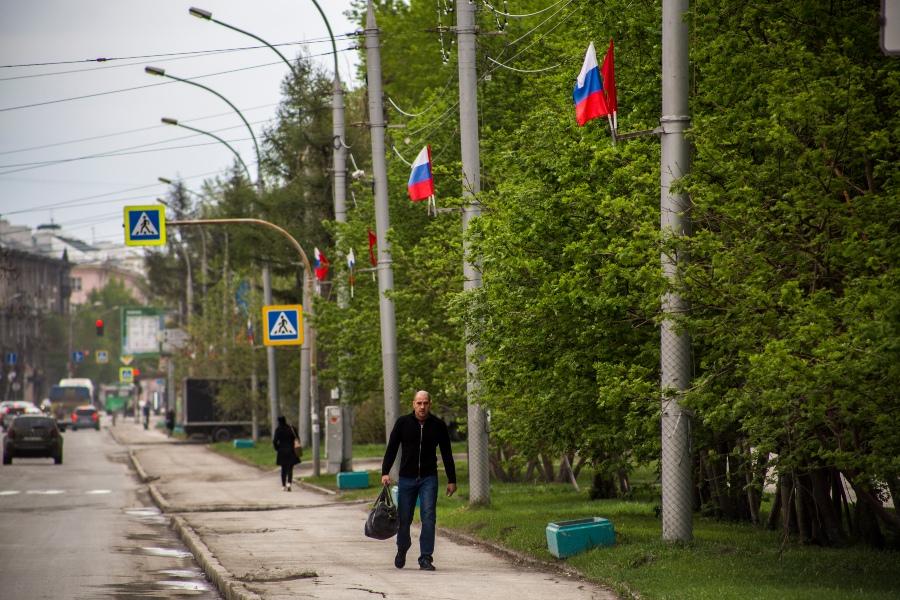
[
  {"xmin": 0, "ymin": 35, "xmax": 357, "ymax": 70},
  {"xmin": 0, "ymin": 46, "xmax": 356, "ymax": 114},
  {"xmin": 482, "ymin": 0, "xmax": 569, "ymax": 19},
  {"xmin": 1, "ymin": 168, "xmax": 225, "ymax": 217},
  {"xmin": 0, "ymin": 103, "xmax": 278, "ymax": 156}
]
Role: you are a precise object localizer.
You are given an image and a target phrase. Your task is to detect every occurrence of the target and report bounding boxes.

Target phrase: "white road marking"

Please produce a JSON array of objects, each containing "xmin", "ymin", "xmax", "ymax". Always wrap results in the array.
[{"xmin": 85, "ymin": 489, "xmax": 112, "ymax": 494}]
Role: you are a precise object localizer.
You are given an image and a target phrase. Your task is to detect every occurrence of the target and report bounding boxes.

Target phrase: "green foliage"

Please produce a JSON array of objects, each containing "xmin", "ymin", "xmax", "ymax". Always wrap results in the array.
[
  {"xmin": 150, "ymin": 0, "xmax": 900, "ymax": 549},
  {"xmin": 680, "ymin": 0, "xmax": 900, "ymax": 537}
]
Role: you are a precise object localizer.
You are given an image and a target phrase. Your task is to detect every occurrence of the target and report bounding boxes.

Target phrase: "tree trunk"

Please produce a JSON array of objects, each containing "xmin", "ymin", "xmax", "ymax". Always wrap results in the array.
[
  {"xmin": 766, "ymin": 477, "xmax": 782, "ymax": 531},
  {"xmin": 618, "ymin": 468, "xmax": 631, "ymax": 496},
  {"xmin": 560, "ymin": 453, "xmax": 580, "ymax": 491},
  {"xmin": 589, "ymin": 472, "xmax": 617, "ymax": 499},
  {"xmin": 539, "ymin": 453, "xmax": 555, "ymax": 482},
  {"xmin": 809, "ymin": 467, "xmax": 846, "ymax": 545}
]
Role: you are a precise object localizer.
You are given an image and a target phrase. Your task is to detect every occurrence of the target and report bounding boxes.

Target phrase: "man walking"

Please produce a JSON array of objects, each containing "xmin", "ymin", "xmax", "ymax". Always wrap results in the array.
[{"xmin": 381, "ymin": 390, "xmax": 457, "ymax": 571}]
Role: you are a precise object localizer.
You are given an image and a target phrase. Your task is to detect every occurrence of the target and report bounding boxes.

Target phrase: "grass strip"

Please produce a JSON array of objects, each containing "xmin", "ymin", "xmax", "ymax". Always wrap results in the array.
[{"xmin": 209, "ymin": 443, "xmax": 899, "ymax": 599}]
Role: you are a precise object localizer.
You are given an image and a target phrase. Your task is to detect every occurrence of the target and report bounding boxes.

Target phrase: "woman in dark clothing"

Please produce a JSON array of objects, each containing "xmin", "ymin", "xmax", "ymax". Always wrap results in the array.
[{"xmin": 273, "ymin": 416, "xmax": 300, "ymax": 491}]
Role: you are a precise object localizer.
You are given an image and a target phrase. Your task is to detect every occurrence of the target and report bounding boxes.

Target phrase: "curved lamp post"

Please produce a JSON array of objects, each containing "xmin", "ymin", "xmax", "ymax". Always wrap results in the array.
[
  {"xmin": 188, "ymin": 4, "xmax": 346, "ymax": 222},
  {"xmin": 187, "ymin": 5, "xmax": 342, "ymax": 459},
  {"xmin": 144, "ymin": 65, "xmax": 262, "ymax": 189},
  {"xmin": 161, "ymin": 117, "xmax": 253, "ymax": 183}
]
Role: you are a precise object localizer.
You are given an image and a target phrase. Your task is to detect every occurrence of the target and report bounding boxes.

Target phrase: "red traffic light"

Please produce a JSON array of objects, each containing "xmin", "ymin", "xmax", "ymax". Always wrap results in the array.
[
  {"xmin": 133, "ymin": 368, "xmax": 141, "ymax": 377},
  {"xmin": 95, "ymin": 319, "xmax": 105, "ymax": 337}
]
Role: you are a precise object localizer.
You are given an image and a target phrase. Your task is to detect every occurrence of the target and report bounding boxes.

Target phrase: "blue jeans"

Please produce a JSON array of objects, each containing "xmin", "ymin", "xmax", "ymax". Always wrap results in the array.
[{"xmin": 396, "ymin": 475, "xmax": 438, "ymax": 560}]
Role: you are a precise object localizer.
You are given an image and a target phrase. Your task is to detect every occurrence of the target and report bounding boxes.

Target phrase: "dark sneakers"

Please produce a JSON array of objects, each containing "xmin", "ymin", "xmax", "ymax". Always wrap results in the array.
[
  {"xmin": 394, "ymin": 549, "xmax": 407, "ymax": 569},
  {"xmin": 418, "ymin": 556, "xmax": 436, "ymax": 571}
]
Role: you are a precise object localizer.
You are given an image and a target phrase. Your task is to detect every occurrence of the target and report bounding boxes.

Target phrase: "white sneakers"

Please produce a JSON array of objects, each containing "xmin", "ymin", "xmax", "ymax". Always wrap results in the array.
[
  {"xmin": 287, "ymin": 483, "xmax": 292, "ymax": 492},
  {"xmin": 282, "ymin": 483, "xmax": 293, "ymax": 492}
]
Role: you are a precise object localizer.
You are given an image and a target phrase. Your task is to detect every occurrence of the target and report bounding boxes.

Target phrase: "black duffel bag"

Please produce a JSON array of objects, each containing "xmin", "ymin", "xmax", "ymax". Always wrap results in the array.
[{"xmin": 364, "ymin": 484, "xmax": 399, "ymax": 540}]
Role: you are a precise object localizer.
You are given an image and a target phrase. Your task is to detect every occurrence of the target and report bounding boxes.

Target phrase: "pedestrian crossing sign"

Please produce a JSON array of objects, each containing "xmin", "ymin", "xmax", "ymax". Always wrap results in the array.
[
  {"xmin": 119, "ymin": 367, "xmax": 134, "ymax": 383},
  {"xmin": 262, "ymin": 304, "xmax": 303, "ymax": 346},
  {"xmin": 124, "ymin": 205, "xmax": 166, "ymax": 246}
]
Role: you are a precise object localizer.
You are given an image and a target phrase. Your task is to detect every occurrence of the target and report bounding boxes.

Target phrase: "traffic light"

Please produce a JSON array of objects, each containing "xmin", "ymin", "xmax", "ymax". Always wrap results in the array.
[
  {"xmin": 95, "ymin": 319, "xmax": 104, "ymax": 336},
  {"xmin": 133, "ymin": 368, "xmax": 141, "ymax": 379}
]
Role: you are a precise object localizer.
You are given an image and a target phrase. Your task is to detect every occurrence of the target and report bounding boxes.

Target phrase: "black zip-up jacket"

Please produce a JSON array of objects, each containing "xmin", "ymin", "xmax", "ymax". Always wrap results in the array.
[{"xmin": 382, "ymin": 412, "xmax": 456, "ymax": 484}]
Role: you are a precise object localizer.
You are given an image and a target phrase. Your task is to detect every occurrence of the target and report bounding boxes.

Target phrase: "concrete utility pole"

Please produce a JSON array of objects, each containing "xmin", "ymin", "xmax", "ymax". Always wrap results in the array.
[
  {"xmin": 660, "ymin": 0, "xmax": 693, "ymax": 542},
  {"xmin": 308, "ymin": 0, "xmax": 353, "ymax": 471},
  {"xmin": 456, "ymin": 0, "xmax": 490, "ymax": 506},
  {"xmin": 262, "ymin": 265, "xmax": 279, "ymax": 436},
  {"xmin": 364, "ymin": 2, "xmax": 401, "ymax": 462}
]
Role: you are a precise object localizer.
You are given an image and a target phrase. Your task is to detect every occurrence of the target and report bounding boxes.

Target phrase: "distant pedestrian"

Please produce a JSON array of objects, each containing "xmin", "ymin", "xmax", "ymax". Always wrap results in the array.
[
  {"xmin": 381, "ymin": 390, "xmax": 457, "ymax": 571},
  {"xmin": 273, "ymin": 416, "xmax": 300, "ymax": 491},
  {"xmin": 141, "ymin": 401, "xmax": 150, "ymax": 430},
  {"xmin": 165, "ymin": 409, "xmax": 175, "ymax": 436}
]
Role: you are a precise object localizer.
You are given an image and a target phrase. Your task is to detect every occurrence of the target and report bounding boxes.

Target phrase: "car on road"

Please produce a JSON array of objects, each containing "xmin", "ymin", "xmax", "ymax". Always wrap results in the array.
[
  {"xmin": 0, "ymin": 401, "xmax": 37, "ymax": 431},
  {"xmin": 70, "ymin": 405, "xmax": 100, "ymax": 431},
  {"xmin": 3, "ymin": 415, "xmax": 63, "ymax": 464}
]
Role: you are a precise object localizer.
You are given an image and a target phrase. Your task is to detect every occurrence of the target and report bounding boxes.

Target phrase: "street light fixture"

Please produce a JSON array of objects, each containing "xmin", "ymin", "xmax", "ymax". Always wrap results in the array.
[
  {"xmin": 160, "ymin": 117, "xmax": 253, "ymax": 183},
  {"xmin": 144, "ymin": 65, "xmax": 262, "ymax": 189},
  {"xmin": 186, "ymin": 5, "xmax": 335, "ymax": 457},
  {"xmin": 187, "ymin": 4, "xmax": 346, "ymax": 223},
  {"xmin": 189, "ymin": 7, "xmax": 293, "ymax": 69}
]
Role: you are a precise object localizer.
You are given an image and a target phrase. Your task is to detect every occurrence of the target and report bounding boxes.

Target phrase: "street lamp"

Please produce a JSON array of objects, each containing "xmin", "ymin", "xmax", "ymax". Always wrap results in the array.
[
  {"xmin": 188, "ymin": 4, "xmax": 346, "ymax": 222},
  {"xmin": 144, "ymin": 65, "xmax": 262, "ymax": 189},
  {"xmin": 186, "ymin": 5, "xmax": 338, "ymax": 456},
  {"xmin": 160, "ymin": 117, "xmax": 253, "ymax": 183},
  {"xmin": 189, "ymin": 7, "xmax": 293, "ymax": 69}
]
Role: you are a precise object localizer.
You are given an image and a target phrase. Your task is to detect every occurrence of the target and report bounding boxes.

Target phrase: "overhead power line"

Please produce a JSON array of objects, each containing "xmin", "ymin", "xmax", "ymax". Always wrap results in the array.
[
  {"xmin": 0, "ymin": 35, "xmax": 357, "ymax": 70},
  {"xmin": 0, "ymin": 103, "xmax": 277, "ymax": 156},
  {"xmin": 0, "ymin": 46, "xmax": 356, "ymax": 114}
]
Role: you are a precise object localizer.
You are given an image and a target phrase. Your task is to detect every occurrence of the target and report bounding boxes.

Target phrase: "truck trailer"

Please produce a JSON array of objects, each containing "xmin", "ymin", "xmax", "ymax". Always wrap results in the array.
[{"xmin": 182, "ymin": 378, "xmax": 257, "ymax": 442}]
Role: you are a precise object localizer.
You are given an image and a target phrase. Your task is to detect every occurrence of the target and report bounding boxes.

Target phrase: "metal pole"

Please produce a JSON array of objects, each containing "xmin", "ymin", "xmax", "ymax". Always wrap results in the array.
[
  {"xmin": 365, "ymin": 3, "xmax": 401, "ymax": 460},
  {"xmin": 309, "ymin": 0, "xmax": 352, "ymax": 471},
  {"xmin": 262, "ymin": 265, "xmax": 279, "ymax": 436},
  {"xmin": 167, "ymin": 217, "xmax": 317, "ymax": 461},
  {"xmin": 299, "ymin": 279, "xmax": 311, "ymax": 446},
  {"xmin": 660, "ymin": 0, "xmax": 693, "ymax": 542},
  {"xmin": 185, "ymin": 11, "xmax": 319, "ymax": 451},
  {"xmin": 456, "ymin": 0, "xmax": 490, "ymax": 506},
  {"xmin": 167, "ymin": 356, "xmax": 176, "ymax": 428}
]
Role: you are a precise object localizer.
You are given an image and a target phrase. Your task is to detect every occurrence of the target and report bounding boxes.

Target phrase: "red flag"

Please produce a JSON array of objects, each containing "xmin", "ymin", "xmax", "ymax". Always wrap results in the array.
[
  {"xmin": 314, "ymin": 247, "xmax": 329, "ymax": 281},
  {"xmin": 601, "ymin": 39, "xmax": 616, "ymax": 118},
  {"xmin": 367, "ymin": 229, "xmax": 377, "ymax": 267}
]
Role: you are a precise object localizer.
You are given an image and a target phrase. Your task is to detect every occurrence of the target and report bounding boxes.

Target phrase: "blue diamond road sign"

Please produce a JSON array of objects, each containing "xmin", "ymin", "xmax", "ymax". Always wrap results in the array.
[{"xmin": 72, "ymin": 351, "xmax": 84, "ymax": 364}]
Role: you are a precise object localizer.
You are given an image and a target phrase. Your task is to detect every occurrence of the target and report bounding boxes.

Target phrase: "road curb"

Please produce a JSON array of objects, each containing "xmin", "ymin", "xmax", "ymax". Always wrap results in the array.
[
  {"xmin": 437, "ymin": 527, "xmax": 590, "ymax": 581},
  {"xmin": 128, "ymin": 449, "xmax": 152, "ymax": 483},
  {"xmin": 171, "ymin": 515, "xmax": 262, "ymax": 600}
]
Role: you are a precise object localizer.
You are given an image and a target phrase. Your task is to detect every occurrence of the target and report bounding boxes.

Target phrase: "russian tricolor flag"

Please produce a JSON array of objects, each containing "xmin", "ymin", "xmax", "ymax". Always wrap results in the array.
[
  {"xmin": 407, "ymin": 145, "xmax": 435, "ymax": 202},
  {"xmin": 573, "ymin": 40, "xmax": 616, "ymax": 128}
]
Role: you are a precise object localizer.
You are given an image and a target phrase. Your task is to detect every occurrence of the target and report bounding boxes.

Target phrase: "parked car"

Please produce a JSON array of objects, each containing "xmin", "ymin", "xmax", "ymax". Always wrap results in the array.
[
  {"xmin": 3, "ymin": 415, "xmax": 63, "ymax": 464},
  {"xmin": 70, "ymin": 405, "xmax": 100, "ymax": 431},
  {"xmin": 0, "ymin": 401, "xmax": 36, "ymax": 431}
]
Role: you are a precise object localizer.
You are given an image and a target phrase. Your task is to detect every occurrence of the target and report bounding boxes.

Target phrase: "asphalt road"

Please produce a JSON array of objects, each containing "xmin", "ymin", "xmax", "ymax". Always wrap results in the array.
[{"xmin": 0, "ymin": 415, "xmax": 220, "ymax": 600}]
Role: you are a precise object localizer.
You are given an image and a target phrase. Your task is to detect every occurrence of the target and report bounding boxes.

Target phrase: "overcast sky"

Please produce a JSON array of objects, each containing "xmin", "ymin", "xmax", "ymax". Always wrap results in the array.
[{"xmin": 0, "ymin": 1, "xmax": 360, "ymax": 248}]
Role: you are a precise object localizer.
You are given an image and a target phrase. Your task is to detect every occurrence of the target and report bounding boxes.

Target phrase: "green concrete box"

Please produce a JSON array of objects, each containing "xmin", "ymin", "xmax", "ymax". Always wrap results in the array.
[
  {"xmin": 233, "ymin": 439, "xmax": 255, "ymax": 448},
  {"xmin": 546, "ymin": 517, "xmax": 615, "ymax": 558},
  {"xmin": 337, "ymin": 471, "xmax": 370, "ymax": 489}
]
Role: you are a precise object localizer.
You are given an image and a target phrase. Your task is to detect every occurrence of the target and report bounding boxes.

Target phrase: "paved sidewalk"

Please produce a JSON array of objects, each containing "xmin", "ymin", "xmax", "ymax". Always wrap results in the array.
[{"xmin": 110, "ymin": 418, "xmax": 616, "ymax": 600}]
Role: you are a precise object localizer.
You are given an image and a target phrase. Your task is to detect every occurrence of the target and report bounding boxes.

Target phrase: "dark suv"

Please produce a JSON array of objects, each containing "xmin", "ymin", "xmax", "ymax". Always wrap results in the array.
[
  {"xmin": 3, "ymin": 415, "xmax": 63, "ymax": 464},
  {"xmin": 71, "ymin": 405, "xmax": 100, "ymax": 431}
]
